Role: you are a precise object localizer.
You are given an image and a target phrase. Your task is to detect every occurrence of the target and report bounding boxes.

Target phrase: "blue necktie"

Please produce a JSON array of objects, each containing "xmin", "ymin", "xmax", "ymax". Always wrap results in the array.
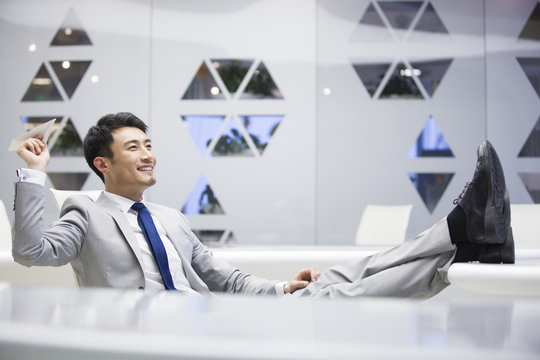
[{"xmin": 131, "ymin": 202, "xmax": 176, "ymax": 290}]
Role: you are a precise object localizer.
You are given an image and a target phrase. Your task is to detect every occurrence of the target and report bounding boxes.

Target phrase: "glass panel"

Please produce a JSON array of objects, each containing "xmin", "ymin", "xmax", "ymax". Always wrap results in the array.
[
  {"xmin": 239, "ymin": 115, "xmax": 283, "ymax": 155},
  {"xmin": 351, "ymin": 62, "xmax": 391, "ymax": 97},
  {"xmin": 518, "ymin": 173, "xmax": 540, "ymax": 203},
  {"xmin": 241, "ymin": 61, "xmax": 283, "ymax": 99},
  {"xmin": 380, "ymin": 62, "xmax": 423, "ymax": 99},
  {"xmin": 377, "ymin": 1, "xmax": 423, "ymax": 30},
  {"xmin": 49, "ymin": 60, "xmax": 91, "ymax": 99},
  {"xmin": 48, "ymin": 172, "xmax": 89, "ymax": 190},
  {"xmin": 408, "ymin": 116, "xmax": 454, "ymax": 158},
  {"xmin": 193, "ymin": 230, "xmax": 225, "ymax": 246},
  {"xmin": 517, "ymin": 57, "xmax": 540, "ymax": 98},
  {"xmin": 408, "ymin": 172, "xmax": 454, "ymax": 213},
  {"xmin": 518, "ymin": 3, "xmax": 540, "ymax": 41},
  {"xmin": 50, "ymin": 8, "xmax": 92, "ymax": 46},
  {"xmin": 182, "ymin": 115, "xmax": 225, "ymax": 156},
  {"xmin": 414, "ymin": 2, "xmax": 448, "ymax": 33},
  {"xmin": 50, "ymin": 118, "xmax": 84, "ymax": 157},
  {"xmin": 212, "ymin": 117, "xmax": 254, "ymax": 157},
  {"xmin": 410, "ymin": 59, "xmax": 452, "ymax": 97},
  {"xmin": 518, "ymin": 116, "xmax": 540, "ymax": 157},
  {"xmin": 182, "ymin": 175, "xmax": 225, "ymax": 215},
  {"xmin": 211, "ymin": 59, "xmax": 253, "ymax": 94},
  {"xmin": 21, "ymin": 63, "xmax": 63, "ymax": 101},
  {"xmin": 182, "ymin": 62, "xmax": 225, "ymax": 100}
]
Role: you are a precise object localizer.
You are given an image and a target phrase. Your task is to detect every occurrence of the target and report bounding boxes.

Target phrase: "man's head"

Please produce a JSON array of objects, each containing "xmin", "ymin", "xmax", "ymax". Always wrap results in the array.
[
  {"xmin": 84, "ymin": 113, "xmax": 157, "ymax": 201},
  {"xmin": 84, "ymin": 112, "xmax": 148, "ymax": 182}
]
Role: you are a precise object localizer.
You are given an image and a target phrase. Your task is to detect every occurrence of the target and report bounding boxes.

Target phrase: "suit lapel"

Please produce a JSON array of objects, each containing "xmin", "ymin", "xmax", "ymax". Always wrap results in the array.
[
  {"xmin": 95, "ymin": 193, "xmax": 145, "ymax": 270},
  {"xmin": 147, "ymin": 203, "xmax": 210, "ymax": 293}
]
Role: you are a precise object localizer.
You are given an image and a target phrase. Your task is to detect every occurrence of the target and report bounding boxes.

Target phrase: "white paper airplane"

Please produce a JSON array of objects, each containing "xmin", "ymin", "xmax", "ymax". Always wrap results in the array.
[{"xmin": 8, "ymin": 118, "xmax": 56, "ymax": 151}]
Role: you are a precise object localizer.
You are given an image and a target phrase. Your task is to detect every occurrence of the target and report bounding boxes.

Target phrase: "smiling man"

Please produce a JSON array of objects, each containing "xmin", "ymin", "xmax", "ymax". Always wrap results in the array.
[{"xmin": 12, "ymin": 112, "xmax": 514, "ymax": 299}]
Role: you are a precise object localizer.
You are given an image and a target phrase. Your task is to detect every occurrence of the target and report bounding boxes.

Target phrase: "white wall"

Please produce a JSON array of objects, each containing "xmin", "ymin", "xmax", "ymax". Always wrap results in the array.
[{"xmin": 0, "ymin": 0, "xmax": 538, "ymax": 246}]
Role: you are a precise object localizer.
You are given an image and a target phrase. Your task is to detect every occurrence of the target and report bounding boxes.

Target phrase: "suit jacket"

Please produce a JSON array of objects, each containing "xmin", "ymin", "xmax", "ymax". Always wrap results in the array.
[{"xmin": 12, "ymin": 182, "xmax": 278, "ymax": 295}]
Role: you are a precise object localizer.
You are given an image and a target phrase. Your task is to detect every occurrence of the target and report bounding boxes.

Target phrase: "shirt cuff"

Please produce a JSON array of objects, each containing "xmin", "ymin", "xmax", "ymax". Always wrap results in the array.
[
  {"xmin": 275, "ymin": 281, "xmax": 288, "ymax": 296},
  {"xmin": 16, "ymin": 168, "xmax": 46, "ymax": 186}
]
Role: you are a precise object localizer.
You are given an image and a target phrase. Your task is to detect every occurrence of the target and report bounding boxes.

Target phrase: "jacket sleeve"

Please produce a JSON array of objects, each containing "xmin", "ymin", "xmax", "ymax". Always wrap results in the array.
[
  {"xmin": 189, "ymin": 234, "xmax": 280, "ymax": 295},
  {"xmin": 12, "ymin": 182, "xmax": 88, "ymax": 267}
]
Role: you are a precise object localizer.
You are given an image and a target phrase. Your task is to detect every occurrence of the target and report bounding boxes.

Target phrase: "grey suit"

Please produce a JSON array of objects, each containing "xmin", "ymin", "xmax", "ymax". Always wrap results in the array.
[
  {"xmin": 13, "ymin": 182, "xmax": 457, "ymax": 298},
  {"xmin": 12, "ymin": 182, "xmax": 278, "ymax": 295}
]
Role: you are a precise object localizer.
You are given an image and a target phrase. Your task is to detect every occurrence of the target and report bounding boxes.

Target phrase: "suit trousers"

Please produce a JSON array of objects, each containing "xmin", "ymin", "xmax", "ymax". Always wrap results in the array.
[{"xmin": 293, "ymin": 218, "xmax": 456, "ymax": 299}]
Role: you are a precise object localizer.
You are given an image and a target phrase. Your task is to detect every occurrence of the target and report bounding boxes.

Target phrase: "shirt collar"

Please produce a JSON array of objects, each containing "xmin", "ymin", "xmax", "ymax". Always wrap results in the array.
[{"xmin": 103, "ymin": 191, "xmax": 147, "ymax": 213}]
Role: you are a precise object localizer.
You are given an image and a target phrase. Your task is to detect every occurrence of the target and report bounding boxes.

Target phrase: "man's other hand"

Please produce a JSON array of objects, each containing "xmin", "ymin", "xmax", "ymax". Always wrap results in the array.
[{"xmin": 284, "ymin": 267, "xmax": 321, "ymax": 294}]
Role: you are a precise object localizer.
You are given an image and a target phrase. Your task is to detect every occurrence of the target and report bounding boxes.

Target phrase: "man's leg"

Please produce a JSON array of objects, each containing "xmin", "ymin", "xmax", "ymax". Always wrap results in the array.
[
  {"xmin": 294, "ymin": 218, "xmax": 456, "ymax": 299},
  {"xmin": 294, "ymin": 141, "xmax": 514, "ymax": 299}
]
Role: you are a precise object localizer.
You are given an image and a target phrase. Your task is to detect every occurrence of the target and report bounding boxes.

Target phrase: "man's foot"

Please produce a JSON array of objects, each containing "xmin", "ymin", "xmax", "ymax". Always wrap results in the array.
[{"xmin": 453, "ymin": 141, "xmax": 510, "ymax": 245}]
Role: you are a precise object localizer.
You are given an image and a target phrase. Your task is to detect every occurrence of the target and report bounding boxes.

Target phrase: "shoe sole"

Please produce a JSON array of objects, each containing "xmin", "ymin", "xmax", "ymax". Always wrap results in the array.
[{"xmin": 482, "ymin": 141, "xmax": 509, "ymax": 244}]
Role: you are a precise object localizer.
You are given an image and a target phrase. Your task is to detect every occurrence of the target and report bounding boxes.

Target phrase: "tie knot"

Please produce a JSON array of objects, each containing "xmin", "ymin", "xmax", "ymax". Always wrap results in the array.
[{"xmin": 131, "ymin": 202, "xmax": 146, "ymax": 212}]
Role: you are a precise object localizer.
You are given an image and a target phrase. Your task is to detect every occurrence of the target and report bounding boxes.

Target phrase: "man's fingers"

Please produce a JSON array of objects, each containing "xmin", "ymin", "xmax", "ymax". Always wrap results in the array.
[{"xmin": 284, "ymin": 280, "xmax": 309, "ymax": 294}]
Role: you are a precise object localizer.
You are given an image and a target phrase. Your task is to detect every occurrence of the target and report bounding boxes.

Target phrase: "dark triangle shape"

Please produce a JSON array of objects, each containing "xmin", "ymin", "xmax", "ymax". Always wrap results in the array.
[
  {"xmin": 211, "ymin": 59, "xmax": 253, "ymax": 94},
  {"xmin": 241, "ymin": 62, "xmax": 283, "ymax": 99},
  {"xmin": 408, "ymin": 172, "xmax": 454, "ymax": 213},
  {"xmin": 182, "ymin": 175, "xmax": 225, "ymax": 215},
  {"xmin": 380, "ymin": 62, "xmax": 423, "ymax": 99},
  {"xmin": 351, "ymin": 62, "xmax": 392, "ymax": 97},
  {"xmin": 211, "ymin": 117, "xmax": 254, "ymax": 157},
  {"xmin": 50, "ymin": 118, "xmax": 84, "ymax": 156},
  {"xmin": 378, "ymin": 1, "xmax": 423, "ymax": 30},
  {"xmin": 410, "ymin": 58, "xmax": 452, "ymax": 97},
  {"xmin": 181, "ymin": 115, "xmax": 226, "ymax": 156},
  {"xmin": 517, "ymin": 57, "xmax": 540, "ymax": 98},
  {"xmin": 518, "ymin": 173, "xmax": 540, "ymax": 203},
  {"xmin": 21, "ymin": 63, "xmax": 63, "ymax": 101},
  {"xmin": 518, "ymin": 116, "xmax": 540, "ymax": 157},
  {"xmin": 239, "ymin": 115, "xmax": 283, "ymax": 155},
  {"xmin": 408, "ymin": 116, "xmax": 454, "ymax": 158},
  {"xmin": 48, "ymin": 172, "xmax": 89, "ymax": 190},
  {"xmin": 182, "ymin": 62, "xmax": 225, "ymax": 100},
  {"xmin": 360, "ymin": 2, "xmax": 386, "ymax": 27},
  {"xmin": 518, "ymin": 3, "xmax": 540, "ymax": 41},
  {"xmin": 193, "ymin": 230, "xmax": 226, "ymax": 246},
  {"xmin": 414, "ymin": 2, "xmax": 448, "ymax": 33},
  {"xmin": 50, "ymin": 8, "xmax": 92, "ymax": 46},
  {"xmin": 50, "ymin": 60, "xmax": 91, "ymax": 99}
]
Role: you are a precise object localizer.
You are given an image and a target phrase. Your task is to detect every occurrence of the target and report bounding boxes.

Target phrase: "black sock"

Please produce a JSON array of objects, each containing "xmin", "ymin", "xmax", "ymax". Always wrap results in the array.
[{"xmin": 447, "ymin": 205, "xmax": 468, "ymax": 244}]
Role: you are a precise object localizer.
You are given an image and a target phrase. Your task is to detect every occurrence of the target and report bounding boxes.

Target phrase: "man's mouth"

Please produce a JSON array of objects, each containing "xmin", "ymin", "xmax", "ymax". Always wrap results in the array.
[{"xmin": 138, "ymin": 166, "xmax": 153, "ymax": 173}]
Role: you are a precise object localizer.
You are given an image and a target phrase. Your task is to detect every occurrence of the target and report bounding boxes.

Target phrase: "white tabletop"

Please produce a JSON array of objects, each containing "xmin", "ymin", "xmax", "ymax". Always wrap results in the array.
[{"xmin": 0, "ymin": 283, "xmax": 538, "ymax": 360}]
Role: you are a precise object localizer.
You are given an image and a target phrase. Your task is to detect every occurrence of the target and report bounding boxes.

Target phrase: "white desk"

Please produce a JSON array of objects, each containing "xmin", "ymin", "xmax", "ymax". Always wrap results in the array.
[{"xmin": 0, "ymin": 284, "xmax": 538, "ymax": 360}]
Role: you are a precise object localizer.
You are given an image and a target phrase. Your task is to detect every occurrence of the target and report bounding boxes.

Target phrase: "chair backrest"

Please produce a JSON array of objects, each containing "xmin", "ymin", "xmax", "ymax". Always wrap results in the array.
[
  {"xmin": 0, "ymin": 199, "xmax": 11, "ymax": 251},
  {"xmin": 49, "ymin": 188, "xmax": 102, "ymax": 212},
  {"xmin": 510, "ymin": 204, "xmax": 540, "ymax": 249},
  {"xmin": 355, "ymin": 204, "xmax": 413, "ymax": 246}
]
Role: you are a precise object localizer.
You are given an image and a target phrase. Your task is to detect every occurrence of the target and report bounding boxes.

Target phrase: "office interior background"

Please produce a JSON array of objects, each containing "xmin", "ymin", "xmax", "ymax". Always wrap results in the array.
[{"xmin": 1, "ymin": 0, "xmax": 539, "ymax": 247}]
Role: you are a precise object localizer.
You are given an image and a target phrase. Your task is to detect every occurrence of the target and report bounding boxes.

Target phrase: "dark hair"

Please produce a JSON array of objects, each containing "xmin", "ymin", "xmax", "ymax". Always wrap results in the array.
[{"xmin": 83, "ymin": 112, "xmax": 148, "ymax": 182}]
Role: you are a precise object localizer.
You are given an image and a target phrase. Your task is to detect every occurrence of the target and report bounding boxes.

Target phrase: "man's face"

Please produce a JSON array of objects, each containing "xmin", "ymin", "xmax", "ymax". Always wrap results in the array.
[{"xmin": 101, "ymin": 126, "xmax": 157, "ymax": 199}]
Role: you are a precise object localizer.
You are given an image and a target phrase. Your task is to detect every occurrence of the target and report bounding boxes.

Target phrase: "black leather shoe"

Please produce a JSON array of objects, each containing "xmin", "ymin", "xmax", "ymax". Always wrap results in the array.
[
  {"xmin": 453, "ymin": 141, "xmax": 509, "ymax": 245},
  {"xmin": 479, "ymin": 226, "xmax": 515, "ymax": 264}
]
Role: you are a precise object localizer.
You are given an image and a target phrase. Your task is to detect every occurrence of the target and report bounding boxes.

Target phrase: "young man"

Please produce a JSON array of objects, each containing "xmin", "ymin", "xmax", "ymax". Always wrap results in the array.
[{"xmin": 12, "ymin": 112, "xmax": 514, "ymax": 298}]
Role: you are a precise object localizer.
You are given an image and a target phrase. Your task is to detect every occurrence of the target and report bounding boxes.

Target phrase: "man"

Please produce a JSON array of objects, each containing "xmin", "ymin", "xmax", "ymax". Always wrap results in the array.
[{"xmin": 12, "ymin": 112, "xmax": 514, "ymax": 298}]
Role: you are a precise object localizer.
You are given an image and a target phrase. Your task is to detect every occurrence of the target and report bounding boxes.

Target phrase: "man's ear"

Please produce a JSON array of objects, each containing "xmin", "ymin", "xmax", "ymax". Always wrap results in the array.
[{"xmin": 93, "ymin": 157, "xmax": 109, "ymax": 174}]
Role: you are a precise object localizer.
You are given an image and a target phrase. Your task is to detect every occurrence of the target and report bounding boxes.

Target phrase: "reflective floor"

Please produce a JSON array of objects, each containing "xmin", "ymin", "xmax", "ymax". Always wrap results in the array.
[{"xmin": 0, "ymin": 283, "xmax": 538, "ymax": 360}]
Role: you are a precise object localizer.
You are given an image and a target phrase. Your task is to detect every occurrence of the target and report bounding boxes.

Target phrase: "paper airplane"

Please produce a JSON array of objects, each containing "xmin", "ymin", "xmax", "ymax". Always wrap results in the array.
[{"xmin": 8, "ymin": 118, "xmax": 56, "ymax": 151}]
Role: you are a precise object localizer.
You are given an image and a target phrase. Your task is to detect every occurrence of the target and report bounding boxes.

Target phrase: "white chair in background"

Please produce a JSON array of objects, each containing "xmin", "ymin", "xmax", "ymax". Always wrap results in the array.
[
  {"xmin": 49, "ymin": 188, "xmax": 102, "ymax": 212},
  {"xmin": 510, "ymin": 204, "xmax": 540, "ymax": 249},
  {"xmin": 0, "ymin": 199, "xmax": 11, "ymax": 252},
  {"xmin": 355, "ymin": 204, "xmax": 413, "ymax": 246}
]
